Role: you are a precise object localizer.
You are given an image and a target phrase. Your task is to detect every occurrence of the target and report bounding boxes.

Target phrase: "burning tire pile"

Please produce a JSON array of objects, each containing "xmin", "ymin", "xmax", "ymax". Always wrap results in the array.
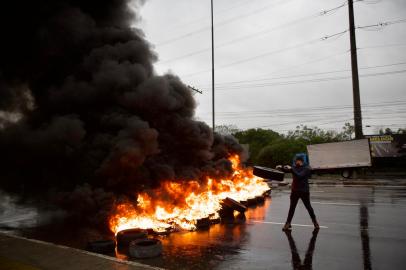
[
  {"xmin": 95, "ymin": 156, "xmax": 280, "ymax": 259},
  {"xmin": 108, "ymin": 155, "xmax": 272, "ymax": 233}
]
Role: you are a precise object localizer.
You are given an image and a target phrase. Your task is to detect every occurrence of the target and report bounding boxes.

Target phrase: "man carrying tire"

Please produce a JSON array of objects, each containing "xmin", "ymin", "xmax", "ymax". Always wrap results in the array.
[{"xmin": 281, "ymin": 156, "xmax": 320, "ymax": 231}]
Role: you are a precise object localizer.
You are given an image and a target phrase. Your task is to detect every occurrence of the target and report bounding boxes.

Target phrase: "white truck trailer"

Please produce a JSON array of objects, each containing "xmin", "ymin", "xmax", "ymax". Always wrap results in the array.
[{"xmin": 307, "ymin": 139, "xmax": 372, "ymax": 178}]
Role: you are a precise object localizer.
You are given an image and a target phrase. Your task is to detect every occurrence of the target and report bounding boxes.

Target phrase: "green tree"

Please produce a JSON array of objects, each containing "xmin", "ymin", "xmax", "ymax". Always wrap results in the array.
[
  {"xmin": 342, "ymin": 122, "xmax": 355, "ymax": 140},
  {"xmin": 257, "ymin": 139, "xmax": 306, "ymax": 168},
  {"xmin": 379, "ymin": 128, "xmax": 393, "ymax": 135},
  {"xmin": 287, "ymin": 125, "xmax": 340, "ymax": 144},
  {"xmin": 215, "ymin": 124, "xmax": 240, "ymax": 136},
  {"xmin": 233, "ymin": 128, "xmax": 281, "ymax": 164},
  {"xmin": 397, "ymin": 128, "xmax": 406, "ymax": 134}
]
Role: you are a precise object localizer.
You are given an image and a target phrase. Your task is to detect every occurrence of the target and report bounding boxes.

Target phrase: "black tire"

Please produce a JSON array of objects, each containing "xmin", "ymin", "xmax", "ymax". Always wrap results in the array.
[
  {"xmin": 263, "ymin": 190, "xmax": 272, "ymax": 196},
  {"xmin": 196, "ymin": 217, "xmax": 210, "ymax": 229},
  {"xmin": 219, "ymin": 207, "xmax": 234, "ymax": 219},
  {"xmin": 235, "ymin": 212, "xmax": 246, "ymax": 224},
  {"xmin": 222, "ymin": 197, "xmax": 247, "ymax": 213},
  {"xmin": 116, "ymin": 228, "xmax": 148, "ymax": 247},
  {"xmin": 247, "ymin": 198, "xmax": 257, "ymax": 206},
  {"xmin": 86, "ymin": 240, "xmax": 115, "ymax": 254},
  {"xmin": 240, "ymin": 200, "xmax": 249, "ymax": 207},
  {"xmin": 129, "ymin": 238, "xmax": 163, "ymax": 259}
]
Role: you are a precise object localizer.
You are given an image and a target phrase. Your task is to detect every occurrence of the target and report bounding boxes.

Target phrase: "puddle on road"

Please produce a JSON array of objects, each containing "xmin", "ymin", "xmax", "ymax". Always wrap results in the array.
[{"xmin": 116, "ymin": 198, "xmax": 272, "ymax": 270}]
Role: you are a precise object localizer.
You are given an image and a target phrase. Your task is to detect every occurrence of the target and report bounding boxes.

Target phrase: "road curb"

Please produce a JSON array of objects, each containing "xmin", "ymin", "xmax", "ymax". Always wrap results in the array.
[{"xmin": 0, "ymin": 233, "xmax": 164, "ymax": 270}]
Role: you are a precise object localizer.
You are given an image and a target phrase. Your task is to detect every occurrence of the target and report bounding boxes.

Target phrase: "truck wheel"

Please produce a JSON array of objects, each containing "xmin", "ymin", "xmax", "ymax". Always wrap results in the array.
[
  {"xmin": 341, "ymin": 169, "xmax": 353, "ymax": 179},
  {"xmin": 129, "ymin": 238, "xmax": 163, "ymax": 259}
]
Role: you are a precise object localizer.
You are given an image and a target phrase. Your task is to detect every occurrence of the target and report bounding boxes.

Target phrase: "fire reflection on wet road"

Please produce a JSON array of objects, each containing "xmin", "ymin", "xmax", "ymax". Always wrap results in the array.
[
  {"xmin": 122, "ymin": 185, "xmax": 406, "ymax": 270},
  {"xmin": 2, "ymin": 185, "xmax": 406, "ymax": 270}
]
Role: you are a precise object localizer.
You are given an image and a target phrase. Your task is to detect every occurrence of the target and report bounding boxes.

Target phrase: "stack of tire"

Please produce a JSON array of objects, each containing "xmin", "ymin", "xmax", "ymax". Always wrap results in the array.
[
  {"xmin": 86, "ymin": 228, "xmax": 163, "ymax": 259},
  {"xmin": 116, "ymin": 228, "xmax": 163, "ymax": 259}
]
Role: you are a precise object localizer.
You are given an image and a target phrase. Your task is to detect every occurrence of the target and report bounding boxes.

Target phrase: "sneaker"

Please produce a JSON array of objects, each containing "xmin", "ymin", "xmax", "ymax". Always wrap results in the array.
[
  {"xmin": 313, "ymin": 220, "xmax": 320, "ymax": 229},
  {"xmin": 282, "ymin": 223, "xmax": 292, "ymax": 231}
]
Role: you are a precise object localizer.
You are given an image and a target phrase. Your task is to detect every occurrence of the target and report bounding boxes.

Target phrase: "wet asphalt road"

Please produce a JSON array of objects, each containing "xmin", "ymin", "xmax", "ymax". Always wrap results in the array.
[
  {"xmin": 1, "ymin": 184, "xmax": 406, "ymax": 270},
  {"xmin": 127, "ymin": 185, "xmax": 406, "ymax": 270}
]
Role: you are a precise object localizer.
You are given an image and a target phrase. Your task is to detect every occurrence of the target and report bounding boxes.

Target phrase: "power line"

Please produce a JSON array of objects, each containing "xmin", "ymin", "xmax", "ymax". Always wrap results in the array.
[
  {"xmin": 358, "ymin": 42, "xmax": 406, "ymax": 50},
  {"xmin": 253, "ymin": 117, "xmax": 353, "ymax": 129},
  {"xmin": 203, "ymin": 106, "xmax": 406, "ymax": 121},
  {"xmin": 192, "ymin": 44, "xmax": 406, "ymax": 88},
  {"xmin": 158, "ymin": 13, "xmax": 319, "ymax": 64},
  {"xmin": 357, "ymin": 18, "xmax": 406, "ymax": 30},
  {"xmin": 188, "ymin": 18, "xmax": 406, "ymax": 81},
  {"xmin": 156, "ymin": 0, "xmax": 295, "ymax": 46},
  {"xmin": 211, "ymin": 110, "xmax": 406, "ymax": 121},
  {"xmin": 181, "ymin": 29, "xmax": 350, "ymax": 78},
  {"xmin": 158, "ymin": 3, "xmax": 350, "ymax": 64},
  {"xmin": 213, "ymin": 105, "xmax": 406, "ymax": 118},
  {"xmin": 198, "ymin": 100, "xmax": 406, "ymax": 118},
  {"xmin": 164, "ymin": 0, "xmax": 260, "ymax": 31},
  {"xmin": 222, "ymin": 114, "xmax": 406, "ymax": 130},
  {"xmin": 176, "ymin": 16, "xmax": 405, "ymax": 80},
  {"xmin": 210, "ymin": 68, "xmax": 406, "ymax": 91},
  {"xmin": 195, "ymin": 61, "xmax": 406, "ymax": 88},
  {"xmin": 155, "ymin": 0, "xmax": 371, "ymax": 47},
  {"xmin": 244, "ymin": 122, "xmax": 406, "ymax": 133},
  {"xmin": 239, "ymin": 50, "xmax": 350, "ymax": 82},
  {"xmin": 356, "ymin": 0, "xmax": 383, "ymax": 4}
]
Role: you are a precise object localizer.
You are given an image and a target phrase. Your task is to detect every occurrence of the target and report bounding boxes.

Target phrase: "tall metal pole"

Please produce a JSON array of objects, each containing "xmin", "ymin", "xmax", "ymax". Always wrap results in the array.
[
  {"xmin": 348, "ymin": 0, "xmax": 363, "ymax": 139},
  {"xmin": 211, "ymin": 0, "xmax": 215, "ymax": 131}
]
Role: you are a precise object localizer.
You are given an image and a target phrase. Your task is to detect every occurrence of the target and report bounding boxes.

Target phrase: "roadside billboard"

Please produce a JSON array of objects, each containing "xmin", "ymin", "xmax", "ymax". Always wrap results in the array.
[{"xmin": 366, "ymin": 134, "xmax": 406, "ymax": 158}]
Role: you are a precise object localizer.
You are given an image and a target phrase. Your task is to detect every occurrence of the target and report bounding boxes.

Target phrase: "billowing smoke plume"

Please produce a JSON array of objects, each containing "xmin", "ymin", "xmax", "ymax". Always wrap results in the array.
[{"xmin": 0, "ymin": 0, "xmax": 243, "ymax": 223}]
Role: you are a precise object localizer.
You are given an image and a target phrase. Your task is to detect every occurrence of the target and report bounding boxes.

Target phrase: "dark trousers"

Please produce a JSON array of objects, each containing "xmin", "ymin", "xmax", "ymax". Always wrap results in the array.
[{"xmin": 287, "ymin": 191, "xmax": 316, "ymax": 223}]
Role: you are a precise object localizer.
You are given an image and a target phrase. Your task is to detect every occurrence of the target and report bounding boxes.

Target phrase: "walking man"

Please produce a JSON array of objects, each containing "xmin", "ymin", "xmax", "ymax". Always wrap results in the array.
[{"xmin": 282, "ymin": 156, "xmax": 319, "ymax": 231}]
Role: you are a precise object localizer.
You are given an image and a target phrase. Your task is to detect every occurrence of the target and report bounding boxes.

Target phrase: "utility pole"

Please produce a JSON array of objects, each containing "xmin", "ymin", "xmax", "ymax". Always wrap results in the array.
[
  {"xmin": 211, "ymin": 0, "xmax": 215, "ymax": 131},
  {"xmin": 348, "ymin": 0, "xmax": 364, "ymax": 139}
]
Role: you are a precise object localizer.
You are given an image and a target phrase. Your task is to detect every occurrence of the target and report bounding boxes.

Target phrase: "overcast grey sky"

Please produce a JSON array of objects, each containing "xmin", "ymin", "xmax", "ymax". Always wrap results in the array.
[{"xmin": 134, "ymin": 0, "xmax": 406, "ymax": 134}]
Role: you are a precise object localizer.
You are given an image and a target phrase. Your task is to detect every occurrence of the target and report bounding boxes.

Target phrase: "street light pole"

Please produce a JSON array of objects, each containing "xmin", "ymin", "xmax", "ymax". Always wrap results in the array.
[
  {"xmin": 348, "ymin": 0, "xmax": 364, "ymax": 139},
  {"xmin": 211, "ymin": 0, "xmax": 215, "ymax": 132}
]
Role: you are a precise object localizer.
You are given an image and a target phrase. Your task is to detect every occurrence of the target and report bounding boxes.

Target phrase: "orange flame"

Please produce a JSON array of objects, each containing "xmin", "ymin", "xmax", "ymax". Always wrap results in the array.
[{"xmin": 109, "ymin": 155, "xmax": 270, "ymax": 234}]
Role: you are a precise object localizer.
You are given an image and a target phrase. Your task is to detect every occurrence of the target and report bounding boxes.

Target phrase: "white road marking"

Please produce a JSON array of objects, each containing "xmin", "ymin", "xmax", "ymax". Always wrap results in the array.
[
  {"xmin": 251, "ymin": 220, "xmax": 328, "ymax": 229},
  {"xmin": 310, "ymin": 185, "xmax": 406, "ymax": 188},
  {"xmin": 312, "ymin": 201, "xmax": 406, "ymax": 207},
  {"xmin": 312, "ymin": 202, "xmax": 360, "ymax": 206}
]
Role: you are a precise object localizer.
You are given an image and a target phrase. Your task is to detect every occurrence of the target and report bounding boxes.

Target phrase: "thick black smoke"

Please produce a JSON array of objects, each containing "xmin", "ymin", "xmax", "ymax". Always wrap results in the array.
[{"xmin": 0, "ymin": 0, "xmax": 243, "ymax": 223}]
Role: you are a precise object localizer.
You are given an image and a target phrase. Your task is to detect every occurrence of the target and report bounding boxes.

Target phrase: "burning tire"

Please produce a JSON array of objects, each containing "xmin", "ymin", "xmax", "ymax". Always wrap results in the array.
[
  {"xmin": 222, "ymin": 197, "xmax": 247, "ymax": 213},
  {"xmin": 86, "ymin": 240, "xmax": 115, "ymax": 254},
  {"xmin": 255, "ymin": 195, "xmax": 265, "ymax": 203},
  {"xmin": 247, "ymin": 198, "xmax": 257, "ymax": 206},
  {"xmin": 129, "ymin": 238, "xmax": 163, "ymax": 259},
  {"xmin": 196, "ymin": 217, "xmax": 210, "ymax": 229},
  {"xmin": 116, "ymin": 228, "xmax": 148, "ymax": 247},
  {"xmin": 263, "ymin": 190, "xmax": 272, "ymax": 197}
]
